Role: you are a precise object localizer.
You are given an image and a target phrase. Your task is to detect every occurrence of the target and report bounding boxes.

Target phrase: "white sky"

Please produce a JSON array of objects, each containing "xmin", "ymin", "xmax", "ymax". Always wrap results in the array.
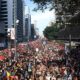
[
  {"xmin": 24, "ymin": 0, "xmax": 56, "ymax": 36},
  {"xmin": 31, "ymin": 10, "xmax": 56, "ymax": 36}
]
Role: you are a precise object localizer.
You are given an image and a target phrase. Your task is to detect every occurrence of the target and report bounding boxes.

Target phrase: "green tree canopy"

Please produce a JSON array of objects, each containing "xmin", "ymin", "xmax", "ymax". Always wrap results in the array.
[
  {"xmin": 31, "ymin": 0, "xmax": 80, "ymax": 14},
  {"xmin": 43, "ymin": 23, "xmax": 59, "ymax": 40},
  {"xmin": 30, "ymin": 0, "xmax": 54, "ymax": 11}
]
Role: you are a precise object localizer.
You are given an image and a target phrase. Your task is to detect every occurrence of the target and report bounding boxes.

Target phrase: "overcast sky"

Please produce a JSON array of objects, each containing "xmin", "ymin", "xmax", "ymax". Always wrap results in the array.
[{"xmin": 24, "ymin": 0, "xmax": 56, "ymax": 36}]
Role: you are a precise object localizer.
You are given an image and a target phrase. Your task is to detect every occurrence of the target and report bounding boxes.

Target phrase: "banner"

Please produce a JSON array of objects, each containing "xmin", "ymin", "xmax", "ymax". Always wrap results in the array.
[{"xmin": 8, "ymin": 28, "xmax": 15, "ymax": 40}]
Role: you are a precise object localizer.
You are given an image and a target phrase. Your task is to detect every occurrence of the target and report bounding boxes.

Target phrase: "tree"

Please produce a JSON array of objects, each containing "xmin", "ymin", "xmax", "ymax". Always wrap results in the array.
[
  {"xmin": 31, "ymin": 0, "xmax": 80, "ymax": 27},
  {"xmin": 31, "ymin": 0, "xmax": 80, "ymax": 39},
  {"xmin": 31, "ymin": 0, "xmax": 80, "ymax": 14},
  {"xmin": 43, "ymin": 23, "xmax": 59, "ymax": 40},
  {"xmin": 30, "ymin": 0, "xmax": 54, "ymax": 11}
]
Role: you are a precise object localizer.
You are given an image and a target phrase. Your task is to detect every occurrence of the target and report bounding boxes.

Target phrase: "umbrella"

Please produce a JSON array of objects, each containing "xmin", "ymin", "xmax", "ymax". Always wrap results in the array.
[{"xmin": 0, "ymin": 55, "xmax": 5, "ymax": 61}]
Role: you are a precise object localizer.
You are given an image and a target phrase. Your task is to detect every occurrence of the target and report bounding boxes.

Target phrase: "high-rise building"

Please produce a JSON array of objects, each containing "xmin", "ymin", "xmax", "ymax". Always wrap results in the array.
[
  {"xmin": 0, "ymin": 0, "xmax": 24, "ymax": 49},
  {"xmin": 0, "ymin": 0, "xmax": 1, "ymax": 13},
  {"xmin": 30, "ymin": 24, "xmax": 36, "ymax": 40},
  {"xmin": 0, "ymin": 0, "xmax": 15, "ymax": 30},
  {"xmin": 24, "ymin": 14, "xmax": 31, "ymax": 41},
  {"xmin": 0, "ymin": 22, "xmax": 6, "ymax": 49},
  {"xmin": 0, "ymin": 0, "xmax": 8, "ymax": 31},
  {"xmin": 0, "ymin": 0, "xmax": 24, "ymax": 48},
  {"xmin": 0, "ymin": 0, "xmax": 1, "ymax": 21},
  {"xmin": 0, "ymin": 0, "xmax": 7, "ymax": 49},
  {"xmin": 24, "ymin": 17, "xmax": 28, "ymax": 40},
  {"xmin": 16, "ymin": 0, "xmax": 24, "ymax": 42}
]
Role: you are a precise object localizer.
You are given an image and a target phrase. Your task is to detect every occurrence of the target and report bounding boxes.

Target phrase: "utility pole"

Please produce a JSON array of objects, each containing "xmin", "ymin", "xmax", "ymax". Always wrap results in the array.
[
  {"xmin": 13, "ymin": 0, "xmax": 19, "ymax": 60},
  {"xmin": 14, "ymin": 20, "xmax": 19, "ymax": 60}
]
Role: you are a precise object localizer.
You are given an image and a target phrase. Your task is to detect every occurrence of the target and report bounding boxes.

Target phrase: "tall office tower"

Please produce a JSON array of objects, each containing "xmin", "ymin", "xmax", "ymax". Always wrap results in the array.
[
  {"xmin": 0, "ymin": 0, "xmax": 14, "ymax": 30},
  {"xmin": 0, "ymin": 0, "xmax": 24, "ymax": 43},
  {"xmin": 0, "ymin": 0, "xmax": 9, "ymax": 49},
  {"xmin": 0, "ymin": 0, "xmax": 1, "ymax": 12},
  {"xmin": 22, "ymin": 0, "xmax": 26, "ymax": 40},
  {"xmin": 30, "ymin": 24, "xmax": 37, "ymax": 40},
  {"xmin": 16, "ymin": 0, "xmax": 24, "ymax": 42},
  {"xmin": 24, "ymin": 14, "xmax": 31, "ymax": 41},
  {"xmin": 24, "ymin": 17, "xmax": 28, "ymax": 41},
  {"xmin": 0, "ymin": 0, "xmax": 1, "ymax": 21},
  {"xmin": 12, "ymin": 0, "xmax": 24, "ymax": 42},
  {"xmin": 0, "ymin": 0, "xmax": 8, "ymax": 31}
]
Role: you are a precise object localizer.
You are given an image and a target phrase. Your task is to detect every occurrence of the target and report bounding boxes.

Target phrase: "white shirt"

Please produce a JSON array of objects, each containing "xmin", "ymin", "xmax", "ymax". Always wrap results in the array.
[
  {"xmin": 45, "ymin": 74, "xmax": 51, "ymax": 80},
  {"xmin": 51, "ymin": 75, "xmax": 56, "ymax": 80},
  {"xmin": 68, "ymin": 74, "xmax": 72, "ymax": 80}
]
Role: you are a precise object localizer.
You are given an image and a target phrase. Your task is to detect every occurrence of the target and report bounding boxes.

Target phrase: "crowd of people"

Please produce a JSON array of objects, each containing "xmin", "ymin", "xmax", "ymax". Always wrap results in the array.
[{"xmin": 0, "ymin": 39, "xmax": 79, "ymax": 80}]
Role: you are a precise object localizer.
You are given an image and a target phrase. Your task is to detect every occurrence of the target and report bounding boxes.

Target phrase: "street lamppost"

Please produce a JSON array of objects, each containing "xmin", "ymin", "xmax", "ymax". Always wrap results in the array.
[
  {"xmin": 7, "ymin": 29, "xmax": 11, "ymax": 49},
  {"xmin": 14, "ymin": 19, "xmax": 19, "ymax": 60}
]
